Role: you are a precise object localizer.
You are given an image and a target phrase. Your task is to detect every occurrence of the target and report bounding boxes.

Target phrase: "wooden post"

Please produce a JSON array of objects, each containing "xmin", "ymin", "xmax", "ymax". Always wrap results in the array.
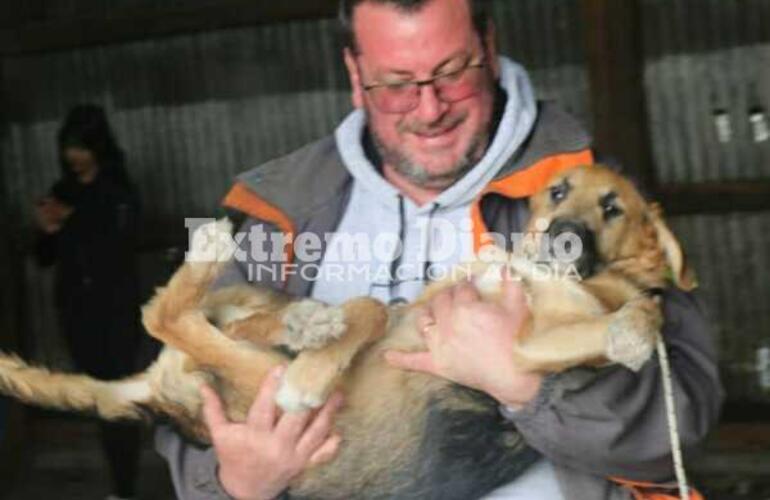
[{"xmin": 580, "ymin": 0, "xmax": 656, "ymax": 190}]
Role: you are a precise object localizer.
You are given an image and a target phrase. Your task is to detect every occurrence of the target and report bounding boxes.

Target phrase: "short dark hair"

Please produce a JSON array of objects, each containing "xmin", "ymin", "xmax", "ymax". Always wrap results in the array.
[{"xmin": 338, "ymin": 0, "xmax": 490, "ymax": 52}]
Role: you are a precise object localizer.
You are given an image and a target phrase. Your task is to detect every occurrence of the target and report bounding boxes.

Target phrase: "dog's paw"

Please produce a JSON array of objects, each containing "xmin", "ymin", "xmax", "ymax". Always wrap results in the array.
[
  {"xmin": 275, "ymin": 357, "xmax": 339, "ymax": 412},
  {"xmin": 606, "ymin": 299, "xmax": 661, "ymax": 371},
  {"xmin": 275, "ymin": 377, "xmax": 326, "ymax": 413},
  {"xmin": 281, "ymin": 300, "xmax": 346, "ymax": 351},
  {"xmin": 186, "ymin": 218, "xmax": 235, "ymax": 264}
]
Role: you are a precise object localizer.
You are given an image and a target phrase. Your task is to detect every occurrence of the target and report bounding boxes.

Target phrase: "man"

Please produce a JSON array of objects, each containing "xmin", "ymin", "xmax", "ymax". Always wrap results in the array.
[{"xmin": 155, "ymin": 0, "xmax": 723, "ymax": 498}]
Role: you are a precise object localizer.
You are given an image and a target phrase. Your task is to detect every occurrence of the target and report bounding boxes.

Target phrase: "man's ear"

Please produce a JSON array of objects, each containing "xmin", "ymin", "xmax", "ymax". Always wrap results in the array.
[
  {"xmin": 648, "ymin": 203, "xmax": 697, "ymax": 291},
  {"xmin": 343, "ymin": 47, "xmax": 365, "ymax": 109}
]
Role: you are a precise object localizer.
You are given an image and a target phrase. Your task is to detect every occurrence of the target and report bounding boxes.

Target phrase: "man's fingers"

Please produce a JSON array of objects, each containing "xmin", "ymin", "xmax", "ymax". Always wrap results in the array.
[
  {"xmin": 500, "ymin": 271, "xmax": 529, "ymax": 321},
  {"xmin": 200, "ymin": 384, "xmax": 229, "ymax": 432},
  {"xmin": 384, "ymin": 350, "xmax": 437, "ymax": 374},
  {"xmin": 308, "ymin": 434, "xmax": 342, "ymax": 466},
  {"xmin": 451, "ymin": 281, "xmax": 481, "ymax": 304},
  {"xmin": 296, "ymin": 392, "xmax": 344, "ymax": 458},
  {"xmin": 274, "ymin": 408, "xmax": 313, "ymax": 443},
  {"xmin": 428, "ymin": 289, "xmax": 454, "ymax": 333},
  {"xmin": 415, "ymin": 306, "xmax": 435, "ymax": 332},
  {"xmin": 246, "ymin": 365, "xmax": 285, "ymax": 429}
]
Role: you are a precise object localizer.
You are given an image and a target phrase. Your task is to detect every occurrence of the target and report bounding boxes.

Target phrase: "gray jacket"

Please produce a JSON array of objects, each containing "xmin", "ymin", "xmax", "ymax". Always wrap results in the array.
[{"xmin": 155, "ymin": 103, "xmax": 723, "ymax": 500}]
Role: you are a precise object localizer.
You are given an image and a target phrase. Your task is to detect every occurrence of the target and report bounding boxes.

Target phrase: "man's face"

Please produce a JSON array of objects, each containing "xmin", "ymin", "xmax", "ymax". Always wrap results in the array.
[{"xmin": 344, "ymin": 0, "xmax": 499, "ymax": 190}]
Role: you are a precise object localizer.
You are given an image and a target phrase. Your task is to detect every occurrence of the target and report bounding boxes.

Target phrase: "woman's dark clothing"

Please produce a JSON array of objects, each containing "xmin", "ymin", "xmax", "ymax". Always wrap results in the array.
[
  {"xmin": 35, "ymin": 174, "xmax": 141, "ymax": 378},
  {"xmin": 34, "ymin": 173, "xmax": 142, "ymax": 498}
]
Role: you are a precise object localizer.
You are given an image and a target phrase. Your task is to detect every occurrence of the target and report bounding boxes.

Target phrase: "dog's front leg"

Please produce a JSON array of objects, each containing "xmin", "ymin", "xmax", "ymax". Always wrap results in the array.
[
  {"xmin": 276, "ymin": 297, "xmax": 388, "ymax": 412},
  {"xmin": 604, "ymin": 295, "xmax": 662, "ymax": 371},
  {"xmin": 512, "ymin": 295, "xmax": 661, "ymax": 373}
]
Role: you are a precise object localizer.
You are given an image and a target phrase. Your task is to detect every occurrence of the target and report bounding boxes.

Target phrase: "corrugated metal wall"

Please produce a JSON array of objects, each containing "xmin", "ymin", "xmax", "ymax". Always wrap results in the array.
[
  {"xmin": 1, "ymin": 0, "xmax": 227, "ymax": 27},
  {"xmin": 1, "ymin": 0, "xmax": 590, "ymax": 366},
  {"xmin": 643, "ymin": 0, "xmax": 770, "ymax": 400},
  {"xmin": 2, "ymin": 19, "xmax": 353, "ymax": 245},
  {"xmin": 489, "ymin": 0, "xmax": 590, "ymax": 125},
  {"xmin": 643, "ymin": 0, "xmax": 770, "ymax": 183},
  {"xmin": 669, "ymin": 212, "xmax": 770, "ymax": 401}
]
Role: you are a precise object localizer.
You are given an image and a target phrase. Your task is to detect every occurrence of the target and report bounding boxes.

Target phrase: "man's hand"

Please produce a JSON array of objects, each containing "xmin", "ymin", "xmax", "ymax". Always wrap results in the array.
[
  {"xmin": 200, "ymin": 365, "xmax": 344, "ymax": 500},
  {"xmin": 385, "ymin": 272, "xmax": 542, "ymax": 409}
]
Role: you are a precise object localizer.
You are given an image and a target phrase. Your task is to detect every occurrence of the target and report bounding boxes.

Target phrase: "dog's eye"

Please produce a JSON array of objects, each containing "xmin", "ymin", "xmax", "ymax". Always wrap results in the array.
[
  {"xmin": 599, "ymin": 192, "xmax": 623, "ymax": 220},
  {"xmin": 550, "ymin": 179, "xmax": 571, "ymax": 204},
  {"xmin": 603, "ymin": 203, "xmax": 623, "ymax": 220}
]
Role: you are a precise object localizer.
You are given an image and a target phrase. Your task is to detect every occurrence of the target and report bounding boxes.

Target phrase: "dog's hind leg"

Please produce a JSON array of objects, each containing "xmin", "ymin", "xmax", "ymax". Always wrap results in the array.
[
  {"xmin": 149, "ymin": 308, "xmax": 286, "ymax": 411},
  {"xmin": 143, "ymin": 219, "xmax": 236, "ymax": 335}
]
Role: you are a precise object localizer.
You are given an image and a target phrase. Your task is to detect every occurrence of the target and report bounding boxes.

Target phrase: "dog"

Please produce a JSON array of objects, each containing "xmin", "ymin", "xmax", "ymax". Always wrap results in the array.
[{"xmin": 0, "ymin": 164, "xmax": 694, "ymax": 499}]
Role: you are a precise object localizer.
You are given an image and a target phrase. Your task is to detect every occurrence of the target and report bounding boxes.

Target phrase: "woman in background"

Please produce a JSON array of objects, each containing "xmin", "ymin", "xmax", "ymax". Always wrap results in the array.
[{"xmin": 34, "ymin": 104, "xmax": 142, "ymax": 500}]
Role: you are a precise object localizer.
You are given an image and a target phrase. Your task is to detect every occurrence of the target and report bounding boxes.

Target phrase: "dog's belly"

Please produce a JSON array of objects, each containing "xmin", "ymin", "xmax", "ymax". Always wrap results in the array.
[
  {"xmin": 147, "ymin": 313, "xmax": 538, "ymax": 499},
  {"xmin": 290, "ymin": 350, "xmax": 536, "ymax": 500},
  {"xmin": 380, "ymin": 386, "xmax": 538, "ymax": 500}
]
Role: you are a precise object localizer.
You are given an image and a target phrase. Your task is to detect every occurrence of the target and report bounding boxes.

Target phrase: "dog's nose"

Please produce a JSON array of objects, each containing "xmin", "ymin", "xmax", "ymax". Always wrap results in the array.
[
  {"xmin": 545, "ymin": 218, "xmax": 598, "ymax": 278},
  {"xmin": 547, "ymin": 218, "xmax": 590, "ymax": 243}
]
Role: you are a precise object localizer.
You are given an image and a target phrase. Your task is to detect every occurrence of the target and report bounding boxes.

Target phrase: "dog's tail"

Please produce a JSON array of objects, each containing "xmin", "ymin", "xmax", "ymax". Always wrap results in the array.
[{"xmin": 0, "ymin": 353, "xmax": 150, "ymax": 420}]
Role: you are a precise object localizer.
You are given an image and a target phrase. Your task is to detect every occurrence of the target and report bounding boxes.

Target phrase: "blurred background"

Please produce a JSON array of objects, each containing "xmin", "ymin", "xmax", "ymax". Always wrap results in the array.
[{"xmin": 0, "ymin": 0, "xmax": 769, "ymax": 498}]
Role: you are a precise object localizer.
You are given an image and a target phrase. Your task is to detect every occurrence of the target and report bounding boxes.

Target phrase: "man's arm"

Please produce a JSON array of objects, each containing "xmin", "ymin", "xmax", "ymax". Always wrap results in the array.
[
  {"xmin": 504, "ymin": 288, "xmax": 723, "ymax": 480},
  {"xmin": 385, "ymin": 277, "xmax": 723, "ymax": 482},
  {"xmin": 155, "ymin": 425, "xmax": 233, "ymax": 499}
]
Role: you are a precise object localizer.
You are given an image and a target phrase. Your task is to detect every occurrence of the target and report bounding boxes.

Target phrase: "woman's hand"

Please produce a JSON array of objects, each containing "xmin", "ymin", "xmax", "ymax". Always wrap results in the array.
[
  {"xmin": 35, "ymin": 197, "xmax": 73, "ymax": 234},
  {"xmin": 201, "ymin": 365, "xmax": 344, "ymax": 500}
]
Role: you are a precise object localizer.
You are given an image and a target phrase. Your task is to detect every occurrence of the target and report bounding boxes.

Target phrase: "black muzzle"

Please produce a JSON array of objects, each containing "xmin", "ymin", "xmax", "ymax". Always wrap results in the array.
[{"xmin": 545, "ymin": 218, "xmax": 599, "ymax": 279}]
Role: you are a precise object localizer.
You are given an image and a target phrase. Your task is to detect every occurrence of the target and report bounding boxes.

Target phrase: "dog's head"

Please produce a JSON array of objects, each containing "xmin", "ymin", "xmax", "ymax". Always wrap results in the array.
[{"xmin": 527, "ymin": 164, "xmax": 696, "ymax": 291}]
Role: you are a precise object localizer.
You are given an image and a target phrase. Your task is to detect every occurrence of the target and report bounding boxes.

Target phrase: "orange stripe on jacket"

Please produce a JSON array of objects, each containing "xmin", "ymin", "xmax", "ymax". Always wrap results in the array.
[
  {"xmin": 471, "ymin": 149, "xmax": 594, "ymax": 253},
  {"xmin": 610, "ymin": 477, "xmax": 704, "ymax": 500},
  {"xmin": 222, "ymin": 182, "xmax": 296, "ymax": 265}
]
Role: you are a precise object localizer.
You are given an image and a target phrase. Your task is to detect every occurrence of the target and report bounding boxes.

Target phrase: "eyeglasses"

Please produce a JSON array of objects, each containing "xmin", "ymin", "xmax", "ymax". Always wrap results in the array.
[{"xmin": 360, "ymin": 59, "xmax": 487, "ymax": 114}]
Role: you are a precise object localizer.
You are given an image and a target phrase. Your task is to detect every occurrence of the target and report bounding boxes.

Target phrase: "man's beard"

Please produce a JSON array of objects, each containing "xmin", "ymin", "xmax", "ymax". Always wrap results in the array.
[{"xmin": 371, "ymin": 114, "xmax": 490, "ymax": 190}]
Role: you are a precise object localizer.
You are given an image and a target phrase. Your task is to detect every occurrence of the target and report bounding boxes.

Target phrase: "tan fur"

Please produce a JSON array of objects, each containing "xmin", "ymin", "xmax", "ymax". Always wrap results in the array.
[{"xmin": 0, "ymin": 165, "xmax": 693, "ymax": 498}]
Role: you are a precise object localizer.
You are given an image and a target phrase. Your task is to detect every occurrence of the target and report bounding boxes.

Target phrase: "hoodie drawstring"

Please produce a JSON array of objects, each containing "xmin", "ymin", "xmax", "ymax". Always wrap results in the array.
[
  {"xmin": 422, "ymin": 202, "xmax": 440, "ymax": 281},
  {"xmin": 387, "ymin": 195, "xmax": 407, "ymax": 299}
]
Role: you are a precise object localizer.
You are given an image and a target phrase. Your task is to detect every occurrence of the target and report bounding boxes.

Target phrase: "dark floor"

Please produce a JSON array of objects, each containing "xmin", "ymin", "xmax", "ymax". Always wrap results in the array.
[
  {"xmin": 3, "ymin": 412, "xmax": 770, "ymax": 500},
  {"xmin": 4, "ymin": 412, "xmax": 176, "ymax": 500},
  {"xmin": 689, "ymin": 422, "xmax": 770, "ymax": 500}
]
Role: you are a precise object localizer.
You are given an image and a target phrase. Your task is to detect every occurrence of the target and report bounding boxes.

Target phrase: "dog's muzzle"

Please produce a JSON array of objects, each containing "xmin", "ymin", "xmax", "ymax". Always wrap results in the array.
[{"xmin": 545, "ymin": 218, "xmax": 599, "ymax": 279}]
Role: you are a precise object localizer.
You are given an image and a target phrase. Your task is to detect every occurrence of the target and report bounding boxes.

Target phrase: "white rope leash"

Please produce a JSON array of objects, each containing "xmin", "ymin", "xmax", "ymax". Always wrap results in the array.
[{"xmin": 656, "ymin": 335, "xmax": 690, "ymax": 500}]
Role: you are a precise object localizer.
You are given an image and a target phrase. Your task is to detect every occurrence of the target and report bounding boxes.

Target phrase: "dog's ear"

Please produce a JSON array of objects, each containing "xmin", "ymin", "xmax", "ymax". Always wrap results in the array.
[{"xmin": 647, "ymin": 203, "xmax": 697, "ymax": 291}]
